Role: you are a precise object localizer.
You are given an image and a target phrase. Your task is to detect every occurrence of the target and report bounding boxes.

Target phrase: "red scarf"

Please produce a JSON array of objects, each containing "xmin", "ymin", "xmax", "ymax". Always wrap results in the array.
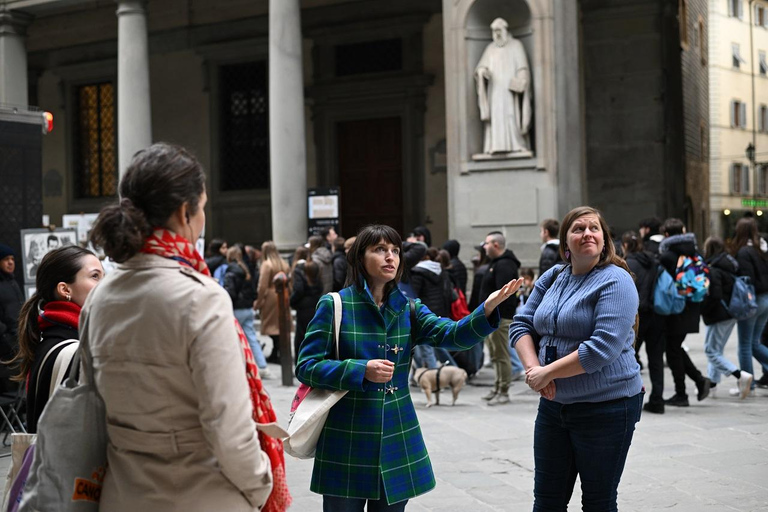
[
  {"xmin": 141, "ymin": 228, "xmax": 291, "ymax": 511},
  {"xmin": 38, "ymin": 301, "xmax": 81, "ymax": 331}
]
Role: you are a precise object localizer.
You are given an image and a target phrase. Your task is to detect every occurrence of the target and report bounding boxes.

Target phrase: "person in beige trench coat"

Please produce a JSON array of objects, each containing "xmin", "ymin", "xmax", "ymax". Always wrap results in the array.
[
  {"xmin": 255, "ymin": 241, "xmax": 290, "ymax": 339},
  {"xmin": 83, "ymin": 143, "xmax": 273, "ymax": 512}
]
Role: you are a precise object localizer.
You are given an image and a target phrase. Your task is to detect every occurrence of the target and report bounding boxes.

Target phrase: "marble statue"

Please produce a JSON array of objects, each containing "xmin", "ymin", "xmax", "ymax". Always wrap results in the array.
[{"xmin": 474, "ymin": 18, "xmax": 532, "ymax": 155}]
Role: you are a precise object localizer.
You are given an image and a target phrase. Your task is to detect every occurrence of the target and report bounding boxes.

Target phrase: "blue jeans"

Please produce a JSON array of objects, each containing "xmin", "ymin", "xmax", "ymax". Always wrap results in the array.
[
  {"xmin": 234, "ymin": 308, "xmax": 267, "ymax": 369},
  {"xmin": 412, "ymin": 345, "xmax": 438, "ymax": 369},
  {"xmin": 533, "ymin": 393, "xmax": 643, "ymax": 512},
  {"xmin": 323, "ymin": 479, "xmax": 408, "ymax": 511},
  {"xmin": 736, "ymin": 292, "xmax": 768, "ymax": 385},
  {"xmin": 704, "ymin": 319, "xmax": 738, "ymax": 383}
]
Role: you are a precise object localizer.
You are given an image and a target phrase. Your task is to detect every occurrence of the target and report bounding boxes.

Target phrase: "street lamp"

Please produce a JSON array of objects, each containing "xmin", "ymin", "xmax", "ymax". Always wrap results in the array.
[{"xmin": 746, "ymin": 143, "xmax": 755, "ymax": 164}]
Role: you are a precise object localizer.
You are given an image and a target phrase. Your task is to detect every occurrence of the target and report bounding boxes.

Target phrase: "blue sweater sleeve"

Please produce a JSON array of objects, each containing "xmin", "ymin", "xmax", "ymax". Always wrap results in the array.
[
  {"xmin": 576, "ymin": 269, "xmax": 639, "ymax": 374},
  {"xmin": 413, "ymin": 300, "xmax": 499, "ymax": 350},
  {"xmin": 295, "ymin": 294, "xmax": 369, "ymax": 392},
  {"xmin": 509, "ymin": 265, "xmax": 558, "ymax": 347}
]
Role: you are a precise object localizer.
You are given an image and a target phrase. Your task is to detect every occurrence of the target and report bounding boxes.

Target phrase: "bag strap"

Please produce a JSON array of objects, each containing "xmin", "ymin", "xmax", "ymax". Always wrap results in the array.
[
  {"xmin": 34, "ymin": 339, "xmax": 78, "ymax": 404},
  {"xmin": 330, "ymin": 292, "xmax": 342, "ymax": 360},
  {"xmin": 408, "ymin": 298, "xmax": 417, "ymax": 369}
]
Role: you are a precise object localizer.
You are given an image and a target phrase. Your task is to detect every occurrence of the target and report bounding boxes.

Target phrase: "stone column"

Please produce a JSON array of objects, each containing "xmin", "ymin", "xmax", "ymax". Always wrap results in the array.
[
  {"xmin": 116, "ymin": 0, "xmax": 152, "ymax": 176},
  {"xmin": 269, "ymin": 0, "xmax": 307, "ymax": 250},
  {"xmin": 0, "ymin": 9, "xmax": 33, "ymax": 108}
]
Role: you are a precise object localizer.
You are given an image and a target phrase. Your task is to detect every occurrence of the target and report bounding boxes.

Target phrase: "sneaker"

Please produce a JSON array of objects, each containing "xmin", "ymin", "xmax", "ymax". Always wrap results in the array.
[
  {"xmin": 728, "ymin": 387, "xmax": 755, "ymax": 397},
  {"xmin": 737, "ymin": 371, "xmax": 753, "ymax": 399},
  {"xmin": 482, "ymin": 390, "xmax": 498, "ymax": 401},
  {"xmin": 489, "ymin": 394, "xmax": 510, "ymax": 405},
  {"xmin": 643, "ymin": 401, "xmax": 665, "ymax": 414},
  {"xmin": 259, "ymin": 367, "xmax": 273, "ymax": 379},
  {"xmin": 696, "ymin": 378, "xmax": 712, "ymax": 401},
  {"xmin": 664, "ymin": 394, "xmax": 690, "ymax": 407},
  {"xmin": 756, "ymin": 374, "xmax": 768, "ymax": 389},
  {"xmin": 510, "ymin": 371, "xmax": 525, "ymax": 382}
]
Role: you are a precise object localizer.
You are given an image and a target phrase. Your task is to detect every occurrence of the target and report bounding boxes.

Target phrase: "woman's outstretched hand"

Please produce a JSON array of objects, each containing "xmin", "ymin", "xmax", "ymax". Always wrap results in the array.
[{"xmin": 483, "ymin": 278, "xmax": 525, "ymax": 318}]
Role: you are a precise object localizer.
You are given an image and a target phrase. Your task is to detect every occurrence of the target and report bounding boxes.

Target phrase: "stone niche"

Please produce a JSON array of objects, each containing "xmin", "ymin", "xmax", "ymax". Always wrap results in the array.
[{"xmin": 446, "ymin": 0, "xmax": 555, "ymax": 174}]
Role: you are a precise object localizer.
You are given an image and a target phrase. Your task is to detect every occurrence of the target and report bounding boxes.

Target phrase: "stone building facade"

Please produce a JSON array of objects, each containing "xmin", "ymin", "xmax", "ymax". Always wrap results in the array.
[
  {"xmin": 0, "ymin": 0, "xmax": 708, "ymax": 267},
  {"xmin": 709, "ymin": 0, "xmax": 768, "ymax": 237}
]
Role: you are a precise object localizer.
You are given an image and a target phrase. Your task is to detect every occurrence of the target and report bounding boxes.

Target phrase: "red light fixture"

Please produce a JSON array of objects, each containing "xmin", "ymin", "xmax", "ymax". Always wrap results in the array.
[{"xmin": 42, "ymin": 111, "xmax": 53, "ymax": 134}]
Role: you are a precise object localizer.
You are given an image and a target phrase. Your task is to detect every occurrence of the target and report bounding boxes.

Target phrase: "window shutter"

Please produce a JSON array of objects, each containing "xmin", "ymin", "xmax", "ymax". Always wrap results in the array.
[
  {"xmin": 729, "ymin": 0, "xmax": 734, "ymax": 16},
  {"xmin": 731, "ymin": 164, "xmax": 737, "ymax": 194},
  {"xmin": 738, "ymin": 0, "xmax": 744, "ymax": 19},
  {"xmin": 743, "ymin": 165, "xmax": 751, "ymax": 194},
  {"xmin": 741, "ymin": 102, "xmax": 748, "ymax": 129},
  {"xmin": 731, "ymin": 101, "xmax": 736, "ymax": 127}
]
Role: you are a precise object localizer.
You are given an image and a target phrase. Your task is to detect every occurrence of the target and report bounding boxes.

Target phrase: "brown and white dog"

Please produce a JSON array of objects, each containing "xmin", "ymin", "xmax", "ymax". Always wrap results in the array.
[{"xmin": 413, "ymin": 365, "xmax": 468, "ymax": 407}]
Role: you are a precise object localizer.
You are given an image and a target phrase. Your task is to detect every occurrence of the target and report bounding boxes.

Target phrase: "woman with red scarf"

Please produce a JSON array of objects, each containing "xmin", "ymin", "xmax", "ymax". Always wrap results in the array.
[
  {"xmin": 11, "ymin": 246, "xmax": 103, "ymax": 433},
  {"xmin": 84, "ymin": 143, "xmax": 288, "ymax": 512}
]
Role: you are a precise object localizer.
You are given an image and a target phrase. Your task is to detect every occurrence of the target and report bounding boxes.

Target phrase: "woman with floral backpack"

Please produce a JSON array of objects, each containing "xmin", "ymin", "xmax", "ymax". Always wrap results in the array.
[{"xmin": 85, "ymin": 143, "xmax": 288, "ymax": 512}]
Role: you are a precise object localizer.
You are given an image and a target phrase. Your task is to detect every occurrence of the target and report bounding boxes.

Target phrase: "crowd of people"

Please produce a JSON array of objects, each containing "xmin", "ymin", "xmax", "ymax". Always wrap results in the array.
[{"xmin": 1, "ymin": 142, "xmax": 768, "ymax": 511}]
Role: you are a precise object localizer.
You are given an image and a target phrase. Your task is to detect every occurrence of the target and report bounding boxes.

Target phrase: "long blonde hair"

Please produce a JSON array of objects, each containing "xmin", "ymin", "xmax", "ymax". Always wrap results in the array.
[
  {"xmin": 226, "ymin": 245, "xmax": 251, "ymax": 281},
  {"xmin": 261, "ymin": 240, "xmax": 289, "ymax": 274}
]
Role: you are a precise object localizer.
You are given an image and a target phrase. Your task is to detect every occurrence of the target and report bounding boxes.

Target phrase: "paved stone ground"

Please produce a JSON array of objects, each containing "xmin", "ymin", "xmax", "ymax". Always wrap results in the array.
[
  {"xmin": 3, "ymin": 325, "xmax": 766, "ymax": 511},
  {"xmin": 274, "ymin": 326, "xmax": 768, "ymax": 511}
]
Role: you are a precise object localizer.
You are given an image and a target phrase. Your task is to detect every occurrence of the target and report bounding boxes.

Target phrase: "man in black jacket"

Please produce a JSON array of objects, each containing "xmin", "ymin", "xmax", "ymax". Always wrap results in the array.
[
  {"xmin": 659, "ymin": 219, "xmax": 711, "ymax": 407},
  {"xmin": 0, "ymin": 244, "xmax": 23, "ymax": 393},
  {"xmin": 539, "ymin": 218, "xmax": 562, "ymax": 276},
  {"xmin": 442, "ymin": 239, "xmax": 468, "ymax": 296},
  {"xmin": 479, "ymin": 231, "xmax": 521, "ymax": 404}
]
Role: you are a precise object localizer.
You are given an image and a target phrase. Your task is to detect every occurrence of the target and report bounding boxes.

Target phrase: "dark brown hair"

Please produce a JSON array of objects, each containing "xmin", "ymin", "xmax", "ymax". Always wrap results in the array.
[
  {"xmin": 621, "ymin": 231, "xmax": 643, "ymax": 254},
  {"xmin": 90, "ymin": 143, "xmax": 206, "ymax": 262},
  {"xmin": 704, "ymin": 236, "xmax": 726, "ymax": 260},
  {"xmin": 437, "ymin": 249, "xmax": 451, "ymax": 269},
  {"xmin": 541, "ymin": 218, "xmax": 559, "ymax": 238},
  {"xmin": 11, "ymin": 246, "xmax": 95, "ymax": 380},
  {"xmin": 729, "ymin": 217, "xmax": 764, "ymax": 258},
  {"xmin": 345, "ymin": 224, "xmax": 404, "ymax": 298}
]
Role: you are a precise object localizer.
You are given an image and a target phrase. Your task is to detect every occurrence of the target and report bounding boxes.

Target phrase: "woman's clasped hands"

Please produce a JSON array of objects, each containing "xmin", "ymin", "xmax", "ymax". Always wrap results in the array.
[{"xmin": 525, "ymin": 365, "xmax": 556, "ymax": 400}]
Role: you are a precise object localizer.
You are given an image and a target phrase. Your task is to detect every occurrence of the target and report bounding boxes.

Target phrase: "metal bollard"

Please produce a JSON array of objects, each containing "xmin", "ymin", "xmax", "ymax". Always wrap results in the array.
[{"xmin": 273, "ymin": 272, "xmax": 294, "ymax": 386}]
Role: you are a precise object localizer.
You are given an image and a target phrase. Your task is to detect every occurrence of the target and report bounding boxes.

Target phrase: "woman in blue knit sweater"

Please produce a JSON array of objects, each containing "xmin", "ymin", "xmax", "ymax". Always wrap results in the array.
[{"xmin": 510, "ymin": 206, "xmax": 643, "ymax": 512}]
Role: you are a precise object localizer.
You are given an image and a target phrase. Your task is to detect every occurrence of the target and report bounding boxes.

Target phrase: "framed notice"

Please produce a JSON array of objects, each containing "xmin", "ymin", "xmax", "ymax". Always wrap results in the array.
[
  {"xmin": 308, "ymin": 187, "xmax": 341, "ymax": 237},
  {"xmin": 20, "ymin": 228, "xmax": 77, "ymax": 283},
  {"xmin": 62, "ymin": 213, "xmax": 99, "ymax": 244}
]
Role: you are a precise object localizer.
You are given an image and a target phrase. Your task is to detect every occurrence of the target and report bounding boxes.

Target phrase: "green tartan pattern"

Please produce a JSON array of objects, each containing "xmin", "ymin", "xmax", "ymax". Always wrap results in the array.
[{"xmin": 295, "ymin": 282, "xmax": 499, "ymax": 504}]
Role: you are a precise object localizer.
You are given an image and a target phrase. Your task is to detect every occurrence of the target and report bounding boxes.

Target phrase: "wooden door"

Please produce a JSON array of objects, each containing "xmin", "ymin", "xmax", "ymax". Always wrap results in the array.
[{"xmin": 337, "ymin": 117, "xmax": 403, "ymax": 237}]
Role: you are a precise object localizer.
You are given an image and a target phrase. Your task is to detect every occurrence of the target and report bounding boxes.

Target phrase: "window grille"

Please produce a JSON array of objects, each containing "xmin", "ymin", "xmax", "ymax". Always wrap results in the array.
[
  {"xmin": 73, "ymin": 82, "xmax": 117, "ymax": 198},
  {"xmin": 219, "ymin": 61, "xmax": 269, "ymax": 191}
]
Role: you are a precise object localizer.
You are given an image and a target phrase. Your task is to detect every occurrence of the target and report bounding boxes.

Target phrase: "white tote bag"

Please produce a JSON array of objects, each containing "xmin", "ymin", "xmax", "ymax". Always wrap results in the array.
[
  {"xmin": 19, "ymin": 339, "xmax": 107, "ymax": 512},
  {"xmin": 283, "ymin": 292, "xmax": 348, "ymax": 459}
]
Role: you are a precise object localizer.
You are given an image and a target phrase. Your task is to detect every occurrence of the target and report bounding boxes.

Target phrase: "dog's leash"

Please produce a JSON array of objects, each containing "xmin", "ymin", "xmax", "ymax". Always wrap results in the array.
[{"xmin": 416, "ymin": 365, "xmax": 445, "ymax": 405}]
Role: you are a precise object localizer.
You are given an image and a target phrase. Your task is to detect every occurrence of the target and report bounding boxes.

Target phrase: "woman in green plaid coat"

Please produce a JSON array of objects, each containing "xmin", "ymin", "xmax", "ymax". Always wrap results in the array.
[{"xmin": 296, "ymin": 224, "xmax": 523, "ymax": 510}]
